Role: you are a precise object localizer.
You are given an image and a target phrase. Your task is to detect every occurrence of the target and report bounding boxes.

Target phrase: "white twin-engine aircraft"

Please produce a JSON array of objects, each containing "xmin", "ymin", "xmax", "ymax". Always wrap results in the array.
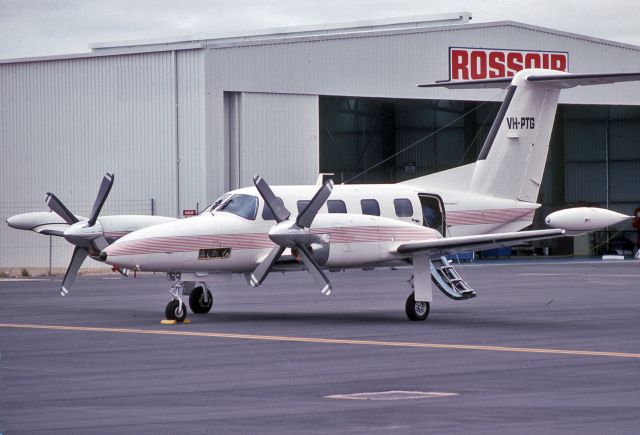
[
  {"xmin": 6, "ymin": 68, "xmax": 637, "ymax": 322},
  {"xmin": 95, "ymin": 68, "xmax": 638, "ymax": 322}
]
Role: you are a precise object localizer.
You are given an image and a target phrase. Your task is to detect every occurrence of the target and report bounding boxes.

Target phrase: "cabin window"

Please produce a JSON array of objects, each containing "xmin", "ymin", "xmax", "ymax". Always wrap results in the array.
[
  {"xmin": 360, "ymin": 199, "xmax": 380, "ymax": 216},
  {"xmin": 217, "ymin": 194, "xmax": 258, "ymax": 220},
  {"xmin": 198, "ymin": 248, "xmax": 231, "ymax": 259},
  {"xmin": 393, "ymin": 198, "xmax": 413, "ymax": 217},
  {"xmin": 327, "ymin": 199, "xmax": 347, "ymax": 213},
  {"xmin": 297, "ymin": 200, "xmax": 310, "ymax": 214},
  {"xmin": 262, "ymin": 197, "xmax": 285, "ymax": 221}
]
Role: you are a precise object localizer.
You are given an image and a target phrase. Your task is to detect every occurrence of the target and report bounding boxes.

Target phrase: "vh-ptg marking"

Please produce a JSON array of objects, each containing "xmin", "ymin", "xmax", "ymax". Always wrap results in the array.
[
  {"xmin": 506, "ymin": 117, "xmax": 535, "ymax": 129},
  {"xmin": 7, "ymin": 69, "xmax": 640, "ymax": 323}
]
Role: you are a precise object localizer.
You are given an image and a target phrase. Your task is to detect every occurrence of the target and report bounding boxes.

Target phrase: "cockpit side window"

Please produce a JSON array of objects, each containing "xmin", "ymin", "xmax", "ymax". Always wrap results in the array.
[{"xmin": 217, "ymin": 194, "xmax": 258, "ymax": 220}]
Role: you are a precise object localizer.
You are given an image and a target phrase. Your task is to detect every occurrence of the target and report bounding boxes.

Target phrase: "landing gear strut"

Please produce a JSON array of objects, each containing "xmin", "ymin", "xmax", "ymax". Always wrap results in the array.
[
  {"xmin": 165, "ymin": 277, "xmax": 187, "ymax": 323},
  {"xmin": 406, "ymin": 254, "xmax": 432, "ymax": 321}
]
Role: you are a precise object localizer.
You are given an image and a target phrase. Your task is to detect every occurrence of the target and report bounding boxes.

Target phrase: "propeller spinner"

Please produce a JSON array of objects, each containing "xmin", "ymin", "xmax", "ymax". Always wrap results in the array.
[
  {"xmin": 46, "ymin": 173, "xmax": 114, "ymax": 296},
  {"xmin": 251, "ymin": 175, "xmax": 334, "ymax": 295}
]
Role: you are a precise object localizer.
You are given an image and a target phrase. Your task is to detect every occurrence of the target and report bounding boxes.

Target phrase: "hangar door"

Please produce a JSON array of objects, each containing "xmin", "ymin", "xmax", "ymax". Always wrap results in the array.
[{"xmin": 224, "ymin": 92, "xmax": 319, "ymax": 190}]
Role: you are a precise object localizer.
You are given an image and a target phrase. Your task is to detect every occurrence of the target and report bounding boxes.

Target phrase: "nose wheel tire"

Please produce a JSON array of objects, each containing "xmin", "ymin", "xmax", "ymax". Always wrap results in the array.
[
  {"xmin": 165, "ymin": 300, "xmax": 187, "ymax": 322},
  {"xmin": 405, "ymin": 292, "xmax": 430, "ymax": 321},
  {"xmin": 189, "ymin": 286, "xmax": 213, "ymax": 314}
]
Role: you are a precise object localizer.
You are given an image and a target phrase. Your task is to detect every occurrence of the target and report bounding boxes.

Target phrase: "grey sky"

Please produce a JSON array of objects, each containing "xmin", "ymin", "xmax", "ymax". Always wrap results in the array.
[{"xmin": 1, "ymin": 0, "xmax": 640, "ymax": 59}]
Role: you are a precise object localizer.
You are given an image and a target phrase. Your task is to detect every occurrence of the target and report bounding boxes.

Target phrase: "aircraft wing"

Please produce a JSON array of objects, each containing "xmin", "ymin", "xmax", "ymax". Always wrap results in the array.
[{"xmin": 394, "ymin": 228, "xmax": 565, "ymax": 257}]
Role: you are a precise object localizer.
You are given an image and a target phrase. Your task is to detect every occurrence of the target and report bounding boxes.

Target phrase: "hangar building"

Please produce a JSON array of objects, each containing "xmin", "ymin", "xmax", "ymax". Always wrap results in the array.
[{"xmin": 2, "ymin": 12, "xmax": 640, "ymax": 269}]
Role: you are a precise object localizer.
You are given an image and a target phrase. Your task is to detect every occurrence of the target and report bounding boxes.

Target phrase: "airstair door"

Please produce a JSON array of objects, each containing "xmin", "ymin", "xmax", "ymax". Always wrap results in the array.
[{"xmin": 418, "ymin": 194, "xmax": 446, "ymax": 236}]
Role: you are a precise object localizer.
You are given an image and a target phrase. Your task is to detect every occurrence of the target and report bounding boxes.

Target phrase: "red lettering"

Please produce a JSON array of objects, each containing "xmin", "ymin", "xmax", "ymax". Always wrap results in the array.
[
  {"xmin": 470, "ymin": 50, "xmax": 487, "ymax": 80},
  {"xmin": 488, "ymin": 51, "xmax": 506, "ymax": 78},
  {"xmin": 550, "ymin": 54, "xmax": 567, "ymax": 71},
  {"xmin": 524, "ymin": 53, "xmax": 541, "ymax": 69},
  {"xmin": 449, "ymin": 48, "xmax": 569, "ymax": 80},
  {"xmin": 451, "ymin": 49, "xmax": 469, "ymax": 80},
  {"xmin": 506, "ymin": 52, "xmax": 523, "ymax": 76}
]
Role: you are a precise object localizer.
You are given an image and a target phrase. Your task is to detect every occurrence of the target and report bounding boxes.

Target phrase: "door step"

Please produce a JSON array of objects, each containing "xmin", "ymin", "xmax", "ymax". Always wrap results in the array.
[{"xmin": 430, "ymin": 256, "xmax": 476, "ymax": 300}]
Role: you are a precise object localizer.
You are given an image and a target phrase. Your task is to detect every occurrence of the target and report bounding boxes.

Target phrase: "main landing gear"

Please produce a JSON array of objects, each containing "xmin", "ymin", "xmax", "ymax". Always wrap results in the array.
[
  {"xmin": 405, "ymin": 255, "xmax": 477, "ymax": 321},
  {"xmin": 405, "ymin": 292, "xmax": 430, "ymax": 321},
  {"xmin": 165, "ymin": 273, "xmax": 213, "ymax": 323}
]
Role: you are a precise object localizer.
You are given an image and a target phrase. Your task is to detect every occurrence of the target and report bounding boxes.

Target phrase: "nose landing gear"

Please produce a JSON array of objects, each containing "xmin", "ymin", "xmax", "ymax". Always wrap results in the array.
[
  {"xmin": 189, "ymin": 286, "xmax": 213, "ymax": 314},
  {"xmin": 164, "ymin": 274, "xmax": 214, "ymax": 323},
  {"xmin": 165, "ymin": 299, "xmax": 187, "ymax": 322}
]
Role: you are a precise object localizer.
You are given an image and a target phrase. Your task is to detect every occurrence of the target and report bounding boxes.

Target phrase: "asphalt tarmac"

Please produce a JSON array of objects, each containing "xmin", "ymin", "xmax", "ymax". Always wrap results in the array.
[{"xmin": 1, "ymin": 259, "xmax": 640, "ymax": 434}]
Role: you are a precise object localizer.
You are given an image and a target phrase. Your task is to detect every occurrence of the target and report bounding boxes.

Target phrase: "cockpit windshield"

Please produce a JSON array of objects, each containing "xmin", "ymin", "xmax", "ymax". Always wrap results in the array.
[
  {"xmin": 202, "ymin": 194, "xmax": 231, "ymax": 214},
  {"xmin": 216, "ymin": 194, "xmax": 258, "ymax": 220}
]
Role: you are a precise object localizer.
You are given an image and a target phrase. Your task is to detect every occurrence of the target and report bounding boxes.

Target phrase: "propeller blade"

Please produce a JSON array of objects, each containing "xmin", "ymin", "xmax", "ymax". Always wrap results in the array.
[
  {"xmin": 249, "ymin": 245, "xmax": 286, "ymax": 287},
  {"xmin": 87, "ymin": 173, "xmax": 114, "ymax": 226},
  {"xmin": 253, "ymin": 175, "xmax": 291, "ymax": 223},
  {"xmin": 61, "ymin": 246, "xmax": 88, "ymax": 296},
  {"xmin": 296, "ymin": 244, "xmax": 332, "ymax": 295},
  {"xmin": 46, "ymin": 193, "xmax": 79, "ymax": 225},
  {"xmin": 296, "ymin": 179, "xmax": 334, "ymax": 228}
]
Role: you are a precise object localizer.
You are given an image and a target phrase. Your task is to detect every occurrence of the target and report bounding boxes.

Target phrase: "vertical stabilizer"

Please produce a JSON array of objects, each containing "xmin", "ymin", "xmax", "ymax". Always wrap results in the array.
[
  {"xmin": 470, "ymin": 71, "xmax": 561, "ymax": 202},
  {"xmin": 411, "ymin": 69, "xmax": 640, "ymax": 202}
]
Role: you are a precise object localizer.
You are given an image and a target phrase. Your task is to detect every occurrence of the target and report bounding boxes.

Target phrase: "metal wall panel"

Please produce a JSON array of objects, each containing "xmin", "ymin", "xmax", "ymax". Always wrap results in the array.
[
  {"xmin": 206, "ymin": 23, "xmax": 640, "ymax": 105},
  {"xmin": 0, "ymin": 51, "xmax": 206, "ymax": 268},
  {"xmin": 235, "ymin": 92, "xmax": 319, "ymax": 187},
  {"xmin": 176, "ymin": 50, "xmax": 206, "ymax": 212},
  {"xmin": 565, "ymin": 162, "xmax": 607, "ymax": 203}
]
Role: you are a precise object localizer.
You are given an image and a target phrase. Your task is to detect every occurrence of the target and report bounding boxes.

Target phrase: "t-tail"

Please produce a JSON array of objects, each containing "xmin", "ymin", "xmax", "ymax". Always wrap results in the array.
[{"xmin": 405, "ymin": 69, "xmax": 640, "ymax": 203}]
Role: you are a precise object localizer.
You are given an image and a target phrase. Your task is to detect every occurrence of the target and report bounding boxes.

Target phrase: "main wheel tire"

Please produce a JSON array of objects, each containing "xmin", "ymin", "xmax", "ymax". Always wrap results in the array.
[
  {"xmin": 165, "ymin": 300, "xmax": 187, "ymax": 322},
  {"xmin": 189, "ymin": 286, "xmax": 213, "ymax": 314},
  {"xmin": 405, "ymin": 292, "xmax": 430, "ymax": 321}
]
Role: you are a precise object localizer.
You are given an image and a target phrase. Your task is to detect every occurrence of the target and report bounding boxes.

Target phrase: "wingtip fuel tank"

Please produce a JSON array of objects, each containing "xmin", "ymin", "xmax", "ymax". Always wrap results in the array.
[{"xmin": 545, "ymin": 207, "xmax": 631, "ymax": 232}]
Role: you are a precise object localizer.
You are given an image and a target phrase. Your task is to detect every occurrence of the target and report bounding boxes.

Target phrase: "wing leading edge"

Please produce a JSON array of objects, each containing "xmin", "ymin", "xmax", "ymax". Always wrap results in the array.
[{"xmin": 394, "ymin": 228, "xmax": 565, "ymax": 257}]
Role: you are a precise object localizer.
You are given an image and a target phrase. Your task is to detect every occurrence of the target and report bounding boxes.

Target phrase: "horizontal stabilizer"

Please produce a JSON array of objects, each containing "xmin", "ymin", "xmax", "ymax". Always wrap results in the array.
[
  {"xmin": 419, "ymin": 77, "xmax": 511, "ymax": 89},
  {"xmin": 418, "ymin": 70, "xmax": 640, "ymax": 89}
]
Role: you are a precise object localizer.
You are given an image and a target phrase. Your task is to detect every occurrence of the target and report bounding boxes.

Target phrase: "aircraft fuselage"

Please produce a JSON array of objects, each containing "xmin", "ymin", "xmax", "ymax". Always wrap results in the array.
[{"xmin": 102, "ymin": 183, "xmax": 539, "ymax": 274}]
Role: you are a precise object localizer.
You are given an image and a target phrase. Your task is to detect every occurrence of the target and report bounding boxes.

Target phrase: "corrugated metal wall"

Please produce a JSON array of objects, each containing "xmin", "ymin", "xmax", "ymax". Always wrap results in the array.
[
  {"xmin": 176, "ymin": 50, "xmax": 206, "ymax": 212},
  {"xmin": 0, "ymin": 50, "xmax": 205, "ymax": 268},
  {"xmin": 206, "ymin": 23, "xmax": 640, "ymax": 104},
  {"xmin": 234, "ymin": 92, "xmax": 319, "ymax": 187}
]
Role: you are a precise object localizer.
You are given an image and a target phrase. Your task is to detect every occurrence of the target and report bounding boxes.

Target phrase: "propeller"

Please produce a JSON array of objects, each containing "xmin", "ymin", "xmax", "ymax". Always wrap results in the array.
[
  {"xmin": 250, "ymin": 175, "xmax": 334, "ymax": 295},
  {"xmin": 46, "ymin": 173, "xmax": 115, "ymax": 296}
]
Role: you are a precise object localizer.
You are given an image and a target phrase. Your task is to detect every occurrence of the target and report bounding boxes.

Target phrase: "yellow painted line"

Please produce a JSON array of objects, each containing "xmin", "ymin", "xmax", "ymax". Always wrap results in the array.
[{"xmin": 1, "ymin": 322, "xmax": 639, "ymax": 359}]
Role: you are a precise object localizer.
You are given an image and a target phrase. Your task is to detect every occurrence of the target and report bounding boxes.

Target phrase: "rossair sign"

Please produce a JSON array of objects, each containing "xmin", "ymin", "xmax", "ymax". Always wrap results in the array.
[{"xmin": 449, "ymin": 47, "xmax": 568, "ymax": 81}]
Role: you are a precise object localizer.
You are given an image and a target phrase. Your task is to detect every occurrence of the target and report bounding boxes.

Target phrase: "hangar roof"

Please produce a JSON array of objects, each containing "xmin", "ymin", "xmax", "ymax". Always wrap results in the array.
[
  {"xmin": 1, "ymin": 13, "xmax": 639, "ymax": 64},
  {"xmin": 89, "ymin": 12, "xmax": 472, "ymax": 51}
]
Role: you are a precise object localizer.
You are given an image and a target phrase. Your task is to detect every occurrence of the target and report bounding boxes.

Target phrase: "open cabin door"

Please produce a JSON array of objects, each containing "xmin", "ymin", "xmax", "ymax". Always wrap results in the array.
[{"xmin": 418, "ymin": 194, "xmax": 446, "ymax": 236}]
